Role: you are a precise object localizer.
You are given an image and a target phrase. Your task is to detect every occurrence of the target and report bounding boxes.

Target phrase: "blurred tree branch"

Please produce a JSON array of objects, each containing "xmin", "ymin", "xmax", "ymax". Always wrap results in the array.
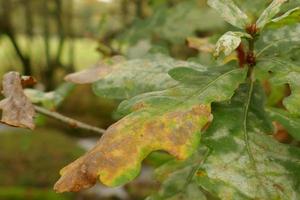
[
  {"xmin": 0, "ymin": 0, "xmax": 32, "ymax": 75},
  {"xmin": 35, "ymin": 105, "xmax": 105, "ymax": 135}
]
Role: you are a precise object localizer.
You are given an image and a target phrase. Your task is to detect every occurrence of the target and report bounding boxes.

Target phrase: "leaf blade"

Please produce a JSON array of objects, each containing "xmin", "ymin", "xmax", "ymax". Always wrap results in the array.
[
  {"xmin": 207, "ymin": 0, "xmax": 250, "ymax": 29},
  {"xmin": 0, "ymin": 72, "xmax": 35, "ymax": 129},
  {"xmin": 256, "ymin": 0, "xmax": 288, "ymax": 29},
  {"xmin": 213, "ymin": 31, "xmax": 251, "ymax": 57},
  {"xmin": 153, "ymin": 84, "xmax": 300, "ymax": 199},
  {"xmin": 266, "ymin": 7, "xmax": 300, "ymax": 28}
]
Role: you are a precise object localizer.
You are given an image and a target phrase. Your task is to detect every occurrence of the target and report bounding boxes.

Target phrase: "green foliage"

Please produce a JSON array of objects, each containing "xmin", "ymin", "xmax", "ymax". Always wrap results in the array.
[
  {"xmin": 53, "ymin": 0, "xmax": 300, "ymax": 197},
  {"xmin": 4, "ymin": 0, "xmax": 299, "ymax": 199}
]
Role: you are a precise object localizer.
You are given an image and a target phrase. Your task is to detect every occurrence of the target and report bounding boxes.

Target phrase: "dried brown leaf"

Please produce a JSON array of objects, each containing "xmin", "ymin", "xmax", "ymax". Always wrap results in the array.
[{"xmin": 0, "ymin": 72, "xmax": 35, "ymax": 129}]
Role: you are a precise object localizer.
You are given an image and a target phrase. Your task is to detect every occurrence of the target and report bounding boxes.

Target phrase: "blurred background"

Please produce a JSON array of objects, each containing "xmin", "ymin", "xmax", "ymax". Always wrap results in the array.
[{"xmin": 0, "ymin": 0, "xmax": 294, "ymax": 199}]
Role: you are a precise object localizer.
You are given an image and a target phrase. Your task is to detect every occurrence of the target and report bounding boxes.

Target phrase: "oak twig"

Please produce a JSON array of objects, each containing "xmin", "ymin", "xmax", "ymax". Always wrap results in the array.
[{"xmin": 34, "ymin": 105, "xmax": 105, "ymax": 135}]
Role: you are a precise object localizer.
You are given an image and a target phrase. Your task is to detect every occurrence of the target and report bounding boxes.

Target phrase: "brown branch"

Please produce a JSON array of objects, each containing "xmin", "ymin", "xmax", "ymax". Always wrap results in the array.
[{"xmin": 34, "ymin": 105, "xmax": 105, "ymax": 135}]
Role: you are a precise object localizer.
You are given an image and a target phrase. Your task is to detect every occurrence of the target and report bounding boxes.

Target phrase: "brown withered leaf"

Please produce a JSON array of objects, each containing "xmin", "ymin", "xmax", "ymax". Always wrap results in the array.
[{"xmin": 0, "ymin": 72, "xmax": 35, "ymax": 129}]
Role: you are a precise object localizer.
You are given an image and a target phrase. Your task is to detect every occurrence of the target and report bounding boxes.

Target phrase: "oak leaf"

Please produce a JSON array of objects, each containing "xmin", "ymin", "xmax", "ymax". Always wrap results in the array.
[
  {"xmin": 0, "ymin": 72, "xmax": 35, "ymax": 129},
  {"xmin": 54, "ymin": 65, "xmax": 246, "ymax": 192},
  {"xmin": 65, "ymin": 54, "xmax": 206, "ymax": 99}
]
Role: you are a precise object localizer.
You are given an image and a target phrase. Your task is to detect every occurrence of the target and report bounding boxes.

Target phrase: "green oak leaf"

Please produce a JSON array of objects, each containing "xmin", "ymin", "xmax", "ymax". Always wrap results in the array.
[
  {"xmin": 266, "ymin": 7, "xmax": 300, "ymax": 29},
  {"xmin": 53, "ymin": 65, "xmax": 246, "ymax": 192},
  {"xmin": 267, "ymin": 107, "xmax": 300, "ymax": 140},
  {"xmin": 207, "ymin": 0, "xmax": 250, "ymax": 29},
  {"xmin": 117, "ymin": 66, "xmax": 246, "ymax": 116},
  {"xmin": 256, "ymin": 0, "xmax": 289, "ymax": 30},
  {"xmin": 213, "ymin": 31, "xmax": 251, "ymax": 57},
  {"xmin": 150, "ymin": 83, "xmax": 300, "ymax": 200},
  {"xmin": 91, "ymin": 54, "xmax": 206, "ymax": 99},
  {"xmin": 197, "ymin": 83, "xmax": 300, "ymax": 199}
]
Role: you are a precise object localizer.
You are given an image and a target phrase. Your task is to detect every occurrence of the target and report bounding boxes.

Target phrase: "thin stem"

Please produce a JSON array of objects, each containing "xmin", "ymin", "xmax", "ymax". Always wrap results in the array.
[
  {"xmin": 248, "ymin": 39, "xmax": 255, "ymax": 52},
  {"xmin": 243, "ymin": 77, "xmax": 256, "ymax": 165},
  {"xmin": 244, "ymin": 31, "xmax": 256, "ymax": 164},
  {"xmin": 34, "ymin": 105, "xmax": 105, "ymax": 135}
]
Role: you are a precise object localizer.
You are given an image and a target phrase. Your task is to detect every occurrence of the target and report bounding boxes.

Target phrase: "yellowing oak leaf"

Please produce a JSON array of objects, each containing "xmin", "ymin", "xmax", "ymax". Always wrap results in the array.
[
  {"xmin": 0, "ymin": 72, "xmax": 35, "ymax": 129},
  {"xmin": 54, "ymin": 104, "xmax": 211, "ymax": 192},
  {"xmin": 54, "ymin": 65, "xmax": 246, "ymax": 192}
]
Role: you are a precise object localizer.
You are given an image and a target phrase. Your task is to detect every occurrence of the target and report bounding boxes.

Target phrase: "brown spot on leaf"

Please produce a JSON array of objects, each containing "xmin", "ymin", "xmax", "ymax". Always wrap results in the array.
[
  {"xmin": 132, "ymin": 102, "xmax": 147, "ymax": 111},
  {"xmin": 196, "ymin": 170, "xmax": 206, "ymax": 177},
  {"xmin": 0, "ymin": 72, "xmax": 35, "ymax": 129},
  {"xmin": 273, "ymin": 121, "xmax": 292, "ymax": 144}
]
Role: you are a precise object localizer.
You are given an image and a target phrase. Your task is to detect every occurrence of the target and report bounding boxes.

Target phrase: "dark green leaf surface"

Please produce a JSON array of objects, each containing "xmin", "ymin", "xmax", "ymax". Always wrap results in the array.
[
  {"xmin": 92, "ymin": 54, "xmax": 206, "ymax": 99},
  {"xmin": 118, "ymin": 66, "xmax": 246, "ymax": 116},
  {"xmin": 149, "ymin": 84, "xmax": 300, "ymax": 200}
]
